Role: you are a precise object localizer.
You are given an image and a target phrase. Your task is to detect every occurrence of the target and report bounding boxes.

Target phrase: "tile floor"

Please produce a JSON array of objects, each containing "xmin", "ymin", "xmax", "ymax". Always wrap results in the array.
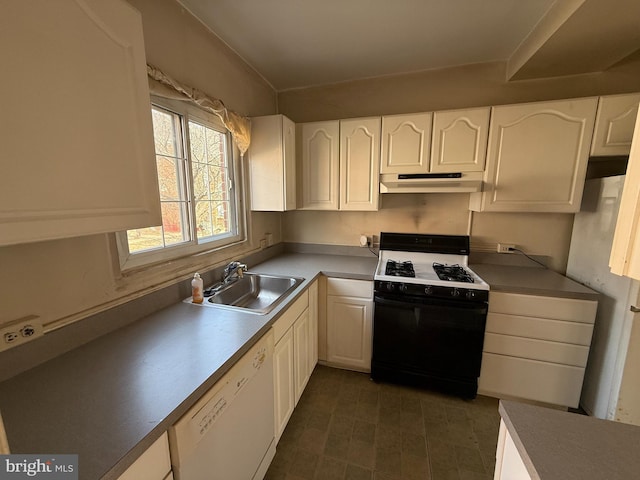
[{"xmin": 265, "ymin": 365, "xmax": 501, "ymax": 480}]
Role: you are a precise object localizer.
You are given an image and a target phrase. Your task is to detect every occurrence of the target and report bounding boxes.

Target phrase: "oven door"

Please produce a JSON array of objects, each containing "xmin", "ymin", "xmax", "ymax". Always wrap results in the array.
[{"xmin": 371, "ymin": 293, "xmax": 488, "ymax": 397}]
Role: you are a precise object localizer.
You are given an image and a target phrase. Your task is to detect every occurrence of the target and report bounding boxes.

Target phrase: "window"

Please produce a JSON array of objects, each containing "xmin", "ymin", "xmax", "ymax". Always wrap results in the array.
[{"xmin": 117, "ymin": 98, "xmax": 244, "ymax": 269}]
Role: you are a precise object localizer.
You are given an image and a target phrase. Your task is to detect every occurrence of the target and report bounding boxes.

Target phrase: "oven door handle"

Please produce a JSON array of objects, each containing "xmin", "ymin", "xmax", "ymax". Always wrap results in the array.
[{"xmin": 374, "ymin": 295, "xmax": 418, "ymax": 309}]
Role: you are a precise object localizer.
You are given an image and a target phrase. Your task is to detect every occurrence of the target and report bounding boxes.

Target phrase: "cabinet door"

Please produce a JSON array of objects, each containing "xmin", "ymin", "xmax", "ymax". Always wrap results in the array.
[
  {"xmin": 381, "ymin": 113, "xmax": 432, "ymax": 174},
  {"xmin": 117, "ymin": 432, "xmax": 172, "ymax": 480},
  {"xmin": 327, "ymin": 295, "xmax": 373, "ymax": 372},
  {"xmin": 431, "ymin": 108, "xmax": 490, "ymax": 173},
  {"xmin": 610, "ymin": 108, "xmax": 640, "ymax": 280},
  {"xmin": 591, "ymin": 93, "xmax": 640, "ymax": 156},
  {"xmin": 0, "ymin": 0, "xmax": 161, "ymax": 246},
  {"xmin": 494, "ymin": 420, "xmax": 532, "ymax": 480},
  {"xmin": 309, "ymin": 280, "xmax": 319, "ymax": 369},
  {"xmin": 274, "ymin": 328, "xmax": 295, "ymax": 442},
  {"xmin": 293, "ymin": 309, "xmax": 311, "ymax": 403},
  {"xmin": 471, "ymin": 98, "xmax": 597, "ymax": 213},
  {"xmin": 249, "ymin": 114, "xmax": 296, "ymax": 211},
  {"xmin": 340, "ymin": 117, "xmax": 381, "ymax": 211},
  {"xmin": 301, "ymin": 121, "xmax": 340, "ymax": 210}
]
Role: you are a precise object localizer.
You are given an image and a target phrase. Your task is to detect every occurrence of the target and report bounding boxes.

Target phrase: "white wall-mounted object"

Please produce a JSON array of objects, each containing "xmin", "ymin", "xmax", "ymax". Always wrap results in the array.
[
  {"xmin": 301, "ymin": 118, "xmax": 380, "ymax": 211},
  {"xmin": 478, "ymin": 291, "xmax": 597, "ymax": 408},
  {"xmin": 431, "ymin": 107, "xmax": 490, "ymax": 173},
  {"xmin": 381, "ymin": 113, "xmax": 432, "ymax": 174},
  {"xmin": 249, "ymin": 114, "xmax": 296, "ymax": 211},
  {"xmin": 0, "ymin": 0, "xmax": 161, "ymax": 246},
  {"xmin": 611, "ymin": 108, "xmax": 640, "ymax": 281},
  {"xmin": 325, "ymin": 278, "xmax": 373, "ymax": 372},
  {"xmin": 470, "ymin": 97, "xmax": 598, "ymax": 213},
  {"xmin": 591, "ymin": 93, "xmax": 640, "ymax": 156}
]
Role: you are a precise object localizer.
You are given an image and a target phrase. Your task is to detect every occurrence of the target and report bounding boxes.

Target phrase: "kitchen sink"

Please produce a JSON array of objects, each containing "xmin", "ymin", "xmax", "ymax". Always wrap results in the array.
[{"xmin": 188, "ymin": 272, "xmax": 304, "ymax": 315}]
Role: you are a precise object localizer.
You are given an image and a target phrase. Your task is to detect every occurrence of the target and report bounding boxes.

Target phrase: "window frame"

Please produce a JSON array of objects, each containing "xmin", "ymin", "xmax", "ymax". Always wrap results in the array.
[{"xmin": 116, "ymin": 96, "xmax": 246, "ymax": 271}]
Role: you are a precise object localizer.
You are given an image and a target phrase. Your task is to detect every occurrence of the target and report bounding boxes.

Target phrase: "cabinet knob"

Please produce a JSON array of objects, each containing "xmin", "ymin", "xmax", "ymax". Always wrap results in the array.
[{"xmin": 631, "ymin": 305, "xmax": 640, "ymax": 313}]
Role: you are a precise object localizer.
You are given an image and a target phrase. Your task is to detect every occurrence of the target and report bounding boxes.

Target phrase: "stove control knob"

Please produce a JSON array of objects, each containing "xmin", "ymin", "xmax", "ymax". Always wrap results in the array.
[
  {"xmin": 466, "ymin": 290, "xmax": 476, "ymax": 300},
  {"xmin": 451, "ymin": 288, "xmax": 460, "ymax": 297},
  {"xmin": 424, "ymin": 286, "xmax": 433, "ymax": 295},
  {"xmin": 399, "ymin": 284, "xmax": 408, "ymax": 293},
  {"xmin": 386, "ymin": 282, "xmax": 396, "ymax": 292}
]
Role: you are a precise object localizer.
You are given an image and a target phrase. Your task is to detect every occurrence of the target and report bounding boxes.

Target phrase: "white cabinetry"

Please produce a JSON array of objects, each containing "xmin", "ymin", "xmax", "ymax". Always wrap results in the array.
[
  {"xmin": 431, "ymin": 107, "xmax": 490, "ymax": 173},
  {"xmin": 493, "ymin": 420, "xmax": 531, "ymax": 480},
  {"xmin": 470, "ymin": 98, "xmax": 598, "ymax": 213},
  {"xmin": 301, "ymin": 118, "xmax": 380, "ymax": 211},
  {"xmin": 0, "ymin": 0, "xmax": 161, "ymax": 246},
  {"xmin": 478, "ymin": 292, "xmax": 597, "ymax": 408},
  {"xmin": 326, "ymin": 278, "xmax": 373, "ymax": 372},
  {"xmin": 272, "ymin": 281, "xmax": 318, "ymax": 441},
  {"xmin": 610, "ymin": 108, "xmax": 640, "ymax": 280},
  {"xmin": 249, "ymin": 114, "xmax": 296, "ymax": 211},
  {"xmin": 117, "ymin": 432, "xmax": 172, "ymax": 480},
  {"xmin": 381, "ymin": 113, "xmax": 432, "ymax": 174},
  {"xmin": 591, "ymin": 93, "xmax": 640, "ymax": 156}
]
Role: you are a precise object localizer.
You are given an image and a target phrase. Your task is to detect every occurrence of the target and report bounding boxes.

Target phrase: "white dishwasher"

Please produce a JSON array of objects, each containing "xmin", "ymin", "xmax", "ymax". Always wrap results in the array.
[{"xmin": 169, "ymin": 332, "xmax": 275, "ymax": 480}]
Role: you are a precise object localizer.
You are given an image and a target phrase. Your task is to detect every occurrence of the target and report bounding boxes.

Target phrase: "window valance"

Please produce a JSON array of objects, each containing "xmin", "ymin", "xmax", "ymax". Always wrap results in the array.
[{"xmin": 147, "ymin": 64, "xmax": 251, "ymax": 155}]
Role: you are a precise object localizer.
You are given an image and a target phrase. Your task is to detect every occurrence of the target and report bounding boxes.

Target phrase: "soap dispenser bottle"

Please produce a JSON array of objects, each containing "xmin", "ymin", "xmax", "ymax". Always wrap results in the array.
[{"xmin": 191, "ymin": 272, "xmax": 204, "ymax": 304}]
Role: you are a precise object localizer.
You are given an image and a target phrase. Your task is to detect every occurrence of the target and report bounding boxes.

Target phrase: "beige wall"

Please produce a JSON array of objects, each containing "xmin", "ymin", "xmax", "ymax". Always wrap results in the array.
[
  {"xmin": 0, "ymin": 0, "xmax": 279, "ymax": 331},
  {"xmin": 279, "ymin": 57, "xmax": 640, "ymax": 273}
]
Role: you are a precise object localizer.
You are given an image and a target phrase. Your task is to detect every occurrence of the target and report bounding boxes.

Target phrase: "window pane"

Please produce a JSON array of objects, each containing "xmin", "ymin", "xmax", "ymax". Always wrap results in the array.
[
  {"xmin": 152, "ymin": 108, "xmax": 181, "ymax": 157},
  {"xmin": 207, "ymin": 165, "xmax": 229, "ymax": 201},
  {"xmin": 161, "ymin": 202, "xmax": 190, "ymax": 246},
  {"xmin": 156, "ymin": 156, "xmax": 183, "ymax": 201},
  {"xmin": 127, "ymin": 226, "xmax": 164, "ymax": 253},
  {"xmin": 189, "ymin": 122, "xmax": 206, "ymax": 164},
  {"xmin": 195, "ymin": 201, "xmax": 213, "ymax": 238}
]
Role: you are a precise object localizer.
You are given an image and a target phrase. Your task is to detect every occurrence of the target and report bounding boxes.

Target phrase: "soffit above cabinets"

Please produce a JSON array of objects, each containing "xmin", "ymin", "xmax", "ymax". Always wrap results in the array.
[{"xmin": 177, "ymin": 0, "xmax": 640, "ymax": 91}]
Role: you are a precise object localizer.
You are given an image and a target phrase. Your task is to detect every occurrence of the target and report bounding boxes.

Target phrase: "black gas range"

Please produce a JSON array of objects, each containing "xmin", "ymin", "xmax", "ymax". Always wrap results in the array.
[{"xmin": 371, "ymin": 232, "xmax": 489, "ymax": 398}]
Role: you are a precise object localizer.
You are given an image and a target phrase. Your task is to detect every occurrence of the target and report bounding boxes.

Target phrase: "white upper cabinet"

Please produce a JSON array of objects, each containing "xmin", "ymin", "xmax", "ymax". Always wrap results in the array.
[
  {"xmin": 470, "ymin": 98, "xmax": 598, "ymax": 213},
  {"xmin": 591, "ymin": 93, "xmax": 640, "ymax": 156},
  {"xmin": 431, "ymin": 108, "xmax": 490, "ymax": 173},
  {"xmin": 610, "ymin": 108, "xmax": 640, "ymax": 280},
  {"xmin": 339, "ymin": 117, "xmax": 381, "ymax": 211},
  {"xmin": 301, "ymin": 118, "xmax": 380, "ymax": 211},
  {"xmin": 381, "ymin": 113, "xmax": 432, "ymax": 174},
  {"xmin": 0, "ymin": 0, "xmax": 161, "ymax": 246},
  {"xmin": 301, "ymin": 121, "xmax": 340, "ymax": 210},
  {"xmin": 249, "ymin": 114, "xmax": 296, "ymax": 211}
]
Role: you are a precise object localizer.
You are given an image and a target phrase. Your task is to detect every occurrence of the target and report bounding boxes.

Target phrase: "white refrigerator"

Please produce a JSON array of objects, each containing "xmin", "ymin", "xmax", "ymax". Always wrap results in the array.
[{"xmin": 567, "ymin": 175, "xmax": 640, "ymax": 424}]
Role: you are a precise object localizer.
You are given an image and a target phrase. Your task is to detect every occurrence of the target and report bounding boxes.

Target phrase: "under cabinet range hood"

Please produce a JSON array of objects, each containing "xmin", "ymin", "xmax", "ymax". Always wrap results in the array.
[{"xmin": 379, "ymin": 172, "xmax": 483, "ymax": 194}]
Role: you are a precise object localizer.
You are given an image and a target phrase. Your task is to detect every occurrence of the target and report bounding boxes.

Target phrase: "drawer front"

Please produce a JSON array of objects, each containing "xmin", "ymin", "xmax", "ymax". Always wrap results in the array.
[
  {"xmin": 273, "ymin": 290, "xmax": 309, "ymax": 343},
  {"xmin": 478, "ymin": 353, "xmax": 585, "ymax": 408},
  {"xmin": 489, "ymin": 292, "xmax": 597, "ymax": 324},
  {"xmin": 486, "ymin": 312, "xmax": 594, "ymax": 345},
  {"xmin": 483, "ymin": 333, "xmax": 590, "ymax": 367},
  {"xmin": 327, "ymin": 278, "xmax": 372, "ymax": 299}
]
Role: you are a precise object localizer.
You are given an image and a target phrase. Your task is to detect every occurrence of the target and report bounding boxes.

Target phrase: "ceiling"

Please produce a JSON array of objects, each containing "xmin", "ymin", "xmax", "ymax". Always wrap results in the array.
[{"xmin": 177, "ymin": 0, "xmax": 640, "ymax": 91}]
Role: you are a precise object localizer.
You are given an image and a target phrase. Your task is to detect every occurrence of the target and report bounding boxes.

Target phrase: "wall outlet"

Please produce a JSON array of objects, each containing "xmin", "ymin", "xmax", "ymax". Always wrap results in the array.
[
  {"xmin": 0, "ymin": 316, "xmax": 43, "ymax": 352},
  {"xmin": 265, "ymin": 232, "xmax": 273, "ymax": 247},
  {"xmin": 497, "ymin": 243, "xmax": 516, "ymax": 253},
  {"xmin": 259, "ymin": 238, "xmax": 267, "ymax": 249}
]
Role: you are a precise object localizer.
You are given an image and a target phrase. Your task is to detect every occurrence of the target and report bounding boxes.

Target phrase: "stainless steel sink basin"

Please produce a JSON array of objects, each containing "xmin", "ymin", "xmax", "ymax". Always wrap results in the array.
[{"xmin": 191, "ymin": 273, "xmax": 304, "ymax": 315}]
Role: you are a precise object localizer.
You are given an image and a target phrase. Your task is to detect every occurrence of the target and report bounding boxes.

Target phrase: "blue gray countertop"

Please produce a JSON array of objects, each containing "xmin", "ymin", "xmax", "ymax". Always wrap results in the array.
[
  {"xmin": 0, "ymin": 250, "xmax": 597, "ymax": 479},
  {"xmin": 499, "ymin": 400, "xmax": 640, "ymax": 479}
]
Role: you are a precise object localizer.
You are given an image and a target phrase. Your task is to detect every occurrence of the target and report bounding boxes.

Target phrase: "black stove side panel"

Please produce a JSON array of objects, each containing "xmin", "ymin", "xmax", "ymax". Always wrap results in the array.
[{"xmin": 379, "ymin": 232, "xmax": 469, "ymax": 255}]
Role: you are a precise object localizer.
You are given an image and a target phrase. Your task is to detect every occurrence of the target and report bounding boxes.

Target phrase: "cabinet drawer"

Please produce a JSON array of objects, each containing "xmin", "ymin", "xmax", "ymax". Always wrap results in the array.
[
  {"xmin": 478, "ymin": 353, "xmax": 585, "ymax": 408},
  {"xmin": 483, "ymin": 333, "xmax": 590, "ymax": 367},
  {"xmin": 489, "ymin": 292, "xmax": 597, "ymax": 324},
  {"xmin": 273, "ymin": 291, "xmax": 309, "ymax": 343},
  {"xmin": 486, "ymin": 312, "xmax": 594, "ymax": 345},
  {"xmin": 327, "ymin": 278, "xmax": 372, "ymax": 298}
]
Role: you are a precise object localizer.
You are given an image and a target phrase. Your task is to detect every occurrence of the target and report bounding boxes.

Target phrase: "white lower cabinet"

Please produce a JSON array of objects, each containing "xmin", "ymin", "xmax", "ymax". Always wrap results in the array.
[
  {"xmin": 326, "ymin": 278, "xmax": 373, "ymax": 372},
  {"xmin": 478, "ymin": 292, "xmax": 597, "ymax": 408},
  {"xmin": 493, "ymin": 420, "xmax": 531, "ymax": 480},
  {"xmin": 272, "ymin": 280, "xmax": 318, "ymax": 442},
  {"xmin": 117, "ymin": 432, "xmax": 172, "ymax": 480}
]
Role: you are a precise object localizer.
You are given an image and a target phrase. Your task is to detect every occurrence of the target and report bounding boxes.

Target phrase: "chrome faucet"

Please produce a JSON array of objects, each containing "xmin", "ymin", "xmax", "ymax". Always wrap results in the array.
[{"xmin": 222, "ymin": 261, "xmax": 247, "ymax": 284}]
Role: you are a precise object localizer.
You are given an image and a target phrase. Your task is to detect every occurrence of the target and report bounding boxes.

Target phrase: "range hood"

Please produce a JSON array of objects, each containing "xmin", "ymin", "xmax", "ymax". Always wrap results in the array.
[{"xmin": 380, "ymin": 172, "xmax": 483, "ymax": 194}]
